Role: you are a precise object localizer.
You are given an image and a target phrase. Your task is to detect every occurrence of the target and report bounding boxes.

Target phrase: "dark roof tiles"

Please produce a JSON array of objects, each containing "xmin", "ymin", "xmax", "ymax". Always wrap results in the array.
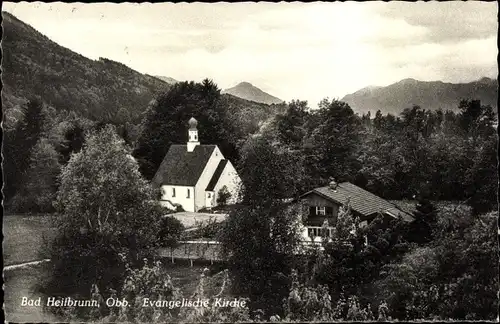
[
  {"xmin": 206, "ymin": 160, "xmax": 228, "ymax": 191},
  {"xmin": 303, "ymin": 182, "xmax": 414, "ymax": 221},
  {"xmin": 152, "ymin": 145, "xmax": 216, "ymax": 187}
]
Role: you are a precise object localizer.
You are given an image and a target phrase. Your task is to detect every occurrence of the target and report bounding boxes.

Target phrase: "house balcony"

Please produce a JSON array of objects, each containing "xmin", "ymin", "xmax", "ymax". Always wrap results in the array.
[{"xmin": 300, "ymin": 226, "xmax": 336, "ymax": 243}]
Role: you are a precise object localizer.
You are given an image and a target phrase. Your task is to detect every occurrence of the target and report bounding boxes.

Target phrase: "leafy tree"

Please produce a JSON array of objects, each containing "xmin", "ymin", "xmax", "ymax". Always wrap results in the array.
[
  {"xmin": 133, "ymin": 80, "xmax": 238, "ymax": 179},
  {"xmin": 219, "ymin": 202, "xmax": 302, "ymax": 317},
  {"xmin": 216, "ymin": 185, "xmax": 231, "ymax": 206},
  {"xmin": 375, "ymin": 210, "xmax": 498, "ymax": 320},
  {"xmin": 314, "ymin": 203, "xmax": 411, "ymax": 306},
  {"xmin": 275, "ymin": 100, "xmax": 309, "ymax": 150},
  {"xmin": 11, "ymin": 138, "xmax": 61, "ymax": 213},
  {"xmin": 407, "ymin": 198, "xmax": 437, "ymax": 244},
  {"xmin": 464, "ymin": 135, "xmax": 498, "ymax": 214},
  {"xmin": 45, "ymin": 125, "xmax": 170, "ymax": 298},
  {"xmin": 237, "ymin": 135, "xmax": 305, "ymax": 204},
  {"xmin": 219, "ymin": 137, "xmax": 304, "ymax": 316},
  {"xmin": 305, "ymin": 99, "xmax": 362, "ymax": 184},
  {"xmin": 458, "ymin": 99, "xmax": 496, "ymax": 141},
  {"xmin": 157, "ymin": 216, "xmax": 184, "ymax": 249},
  {"xmin": 57, "ymin": 122, "xmax": 86, "ymax": 165},
  {"xmin": 3, "ymin": 98, "xmax": 45, "ymax": 204}
]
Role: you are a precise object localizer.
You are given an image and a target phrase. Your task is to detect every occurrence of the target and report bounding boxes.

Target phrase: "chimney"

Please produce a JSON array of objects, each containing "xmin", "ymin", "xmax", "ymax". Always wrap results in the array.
[{"xmin": 329, "ymin": 178, "xmax": 338, "ymax": 190}]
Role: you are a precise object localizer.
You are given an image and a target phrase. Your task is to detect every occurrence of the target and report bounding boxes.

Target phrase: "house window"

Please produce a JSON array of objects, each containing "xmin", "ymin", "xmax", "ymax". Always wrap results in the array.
[
  {"xmin": 172, "ymin": 188, "xmax": 176, "ymax": 197},
  {"xmin": 316, "ymin": 206, "xmax": 326, "ymax": 216},
  {"xmin": 208, "ymin": 192, "xmax": 211, "ymax": 198},
  {"xmin": 187, "ymin": 189, "xmax": 190, "ymax": 198}
]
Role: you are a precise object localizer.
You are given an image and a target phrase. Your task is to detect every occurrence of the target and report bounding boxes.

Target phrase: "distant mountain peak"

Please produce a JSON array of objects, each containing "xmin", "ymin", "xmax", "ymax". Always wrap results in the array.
[
  {"xmin": 342, "ymin": 77, "xmax": 497, "ymax": 116},
  {"xmin": 222, "ymin": 81, "xmax": 283, "ymax": 105},
  {"xmin": 236, "ymin": 81, "xmax": 253, "ymax": 87}
]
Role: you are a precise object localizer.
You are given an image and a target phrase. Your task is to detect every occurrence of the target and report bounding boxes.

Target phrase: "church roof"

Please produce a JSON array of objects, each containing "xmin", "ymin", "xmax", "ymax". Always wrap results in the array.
[
  {"xmin": 152, "ymin": 145, "xmax": 216, "ymax": 187},
  {"xmin": 206, "ymin": 160, "xmax": 228, "ymax": 191}
]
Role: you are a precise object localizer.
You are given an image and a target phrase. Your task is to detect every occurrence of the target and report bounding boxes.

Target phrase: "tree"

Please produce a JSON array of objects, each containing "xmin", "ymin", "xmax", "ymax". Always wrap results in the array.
[
  {"xmin": 45, "ymin": 125, "xmax": 170, "ymax": 298},
  {"xmin": 3, "ymin": 98, "xmax": 45, "ymax": 204},
  {"xmin": 220, "ymin": 133, "xmax": 305, "ymax": 316},
  {"xmin": 375, "ymin": 211, "xmax": 498, "ymax": 320},
  {"xmin": 219, "ymin": 202, "xmax": 303, "ymax": 317},
  {"xmin": 216, "ymin": 185, "xmax": 231, "ymax": 206},
  {"xmin": 58, "ymin": 122, "xmax": 86, "ymax": 165},
  {"xmin": 407, "ymin": 197, "xmax": 437, "ymax": 245},
  {"xmin": 11, "ymin": 138, "xmax": 61, "ymax": 213},
  {"xmin": 305, "ymin": 99, "xmax": 362, "ymax": 184},
  {"xmin": 238, "ymin": 135, "xmax": 305, "ymax": 204},
  {"xmin": 275, "ymin": 100, "xmax": 309, "ymax": 150},
  {"xmin": 464, "ymin": 135, "xmax": 498, "ymax": 215},
  {"xmin": 133, "ymin": 80, "xmax": 238, "ymax": 179},
  {"xmin": 314, "ymin": 203, "xmax": 411, "ymax": 307}
]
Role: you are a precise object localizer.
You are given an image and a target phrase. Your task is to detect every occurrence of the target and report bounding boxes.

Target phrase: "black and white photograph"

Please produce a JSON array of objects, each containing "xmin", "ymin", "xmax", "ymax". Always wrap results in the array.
[{"xmin": 2, "ymin": 2, "xmax": 498, "ymax": 322}]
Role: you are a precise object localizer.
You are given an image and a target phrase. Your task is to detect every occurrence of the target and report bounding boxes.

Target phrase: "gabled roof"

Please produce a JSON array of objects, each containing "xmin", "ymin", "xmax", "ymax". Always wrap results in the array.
[
  {"xmin": 301, "ymin": 182, "xmax": 414, "ymax": 222},
  {"xmin": 206, "ymin": 160, "xmax": 228, "ymax": 191},
  {"xmin": 152, "ymin": 145, "xmax": 216, "ymax": 187}
]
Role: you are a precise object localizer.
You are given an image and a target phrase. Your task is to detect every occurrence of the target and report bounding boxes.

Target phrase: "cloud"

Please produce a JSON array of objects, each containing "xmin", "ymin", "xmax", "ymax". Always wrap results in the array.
[
  {"xmin": 3, "ymin": 1, "xmax": 498, "ymax": 107},
  {"xmin": 373, "ymin": 1, "xmax": 497, "ymax": 44}
]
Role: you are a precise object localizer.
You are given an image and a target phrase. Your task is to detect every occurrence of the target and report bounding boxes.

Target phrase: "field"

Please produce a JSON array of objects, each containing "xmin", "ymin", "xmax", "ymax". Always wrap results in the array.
[
  {"xmin": 172, "ymin": 211, "xmax": 227, "ymax": 229},
  {"xmin": 4, "ymin": 263, "xmax": 62, "ymax": 323},
  {"xmin": 3, "ymin": 214, "xmax": 58, "ymax": 266},
  {"xmin": 3, "ymin": 214, "xmax": 226, "ymax": 322}
]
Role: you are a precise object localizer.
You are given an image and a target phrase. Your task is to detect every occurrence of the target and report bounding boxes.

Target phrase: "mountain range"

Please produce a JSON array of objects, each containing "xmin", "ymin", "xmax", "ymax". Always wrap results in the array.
[
  {"xmin": 2, "ymin": 10, "xmax": 496, "ymax": 131},
  {"xmin": 222, "ymin": 82, "xmax": 284, "ymax": 105},
  {"xmin": 342, "ymin": 77, "xmax": 498, "ymax": 116},
  {"xmin": 1, "ymin": 11, "xmax": 283, "ymax": 135}
]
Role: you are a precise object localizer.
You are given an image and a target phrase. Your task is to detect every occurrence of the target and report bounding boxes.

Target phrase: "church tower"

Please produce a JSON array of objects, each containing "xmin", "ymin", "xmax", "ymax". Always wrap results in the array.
[{"xmin": 187, "ymin": 117, "xmax": 200, "ymax": 152}]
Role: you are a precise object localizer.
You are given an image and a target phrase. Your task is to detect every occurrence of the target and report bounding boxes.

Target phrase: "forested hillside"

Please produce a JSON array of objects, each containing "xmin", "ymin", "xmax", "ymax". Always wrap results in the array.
[
  {"xmin": 2, "ymin": 12, "xmax": 286, "ymax": 209},
  {"xmin": 1, "ymin": 11, "xmax": 170, "ymax": 128}
]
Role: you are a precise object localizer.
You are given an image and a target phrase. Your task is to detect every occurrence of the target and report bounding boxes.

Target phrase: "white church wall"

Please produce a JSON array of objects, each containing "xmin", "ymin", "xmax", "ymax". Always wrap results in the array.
[
  {"xmin": 213, "ymin": 160, "xmax": 242, "ymax": 205},
  {"xmin": 160, "ymin": 185, "xmax": 195, "ymax": 212},
  {"xmin": 205, "ymin": 191, "xmax": 215, "ymax": 208},
  {"xmin": 194, "ymin": 146, "xmax": 224, "ymax": 211}
]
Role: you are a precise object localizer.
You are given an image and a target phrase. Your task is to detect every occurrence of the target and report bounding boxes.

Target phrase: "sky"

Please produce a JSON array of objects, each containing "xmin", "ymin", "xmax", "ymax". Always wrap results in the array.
[{"xmin": 3, "ymin": 2, "xmax": 498, "ymax": 107}]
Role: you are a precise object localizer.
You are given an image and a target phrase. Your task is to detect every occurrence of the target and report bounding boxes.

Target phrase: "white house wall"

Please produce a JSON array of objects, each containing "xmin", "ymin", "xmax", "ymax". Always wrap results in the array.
[
  {"xmin": 160, "ymin": 185, "xmax": 195, "ymax": 212},
  {"xmin": 213, "ymin": 161, "xmax": 242, "ymax": 205},
  {"xmin": 194, "ymin": 146, "xmax": 224, "ymax": 211}
]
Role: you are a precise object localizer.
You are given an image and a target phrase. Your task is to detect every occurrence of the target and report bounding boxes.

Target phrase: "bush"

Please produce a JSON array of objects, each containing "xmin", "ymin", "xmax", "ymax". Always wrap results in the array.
[{"xmin": 216, "ymin": 186, "xmax": 231, "ymax": 206}]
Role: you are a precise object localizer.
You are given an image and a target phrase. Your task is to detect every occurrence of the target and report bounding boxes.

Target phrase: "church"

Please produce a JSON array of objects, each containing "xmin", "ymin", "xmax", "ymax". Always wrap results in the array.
[{"xmin": 152, "ymin": 117, "xmax": 242, "ymax": 212}]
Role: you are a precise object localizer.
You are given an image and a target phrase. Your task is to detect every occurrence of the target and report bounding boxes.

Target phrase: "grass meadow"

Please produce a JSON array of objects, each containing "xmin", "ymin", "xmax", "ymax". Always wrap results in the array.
[{"xmin": 3, "ymin": 214, "xmax": 224, "ymax": 322}]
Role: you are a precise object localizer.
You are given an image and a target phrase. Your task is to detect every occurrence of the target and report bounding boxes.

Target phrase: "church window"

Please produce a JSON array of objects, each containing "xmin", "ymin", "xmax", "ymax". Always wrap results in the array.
[
  {"xmin": 172, "ymin": 188, "xmax": 176, "ymax": 197},
  {"xmin": 194, "ymin": 135, "xmax": 197, "ymax": 140},
  {"xmin": 187, "ymin": 189, "xmax": 190, "ymax": 198}
]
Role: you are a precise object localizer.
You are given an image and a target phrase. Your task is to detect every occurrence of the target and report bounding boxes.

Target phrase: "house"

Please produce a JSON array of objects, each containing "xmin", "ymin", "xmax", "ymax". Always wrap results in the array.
[
  {"xmin": 299, "ymin": 180, "xmax": 415, "ymax": 241},
  {"xmin": 152, "ymin": 117, "xmax": 242, "ymax": 212}
]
